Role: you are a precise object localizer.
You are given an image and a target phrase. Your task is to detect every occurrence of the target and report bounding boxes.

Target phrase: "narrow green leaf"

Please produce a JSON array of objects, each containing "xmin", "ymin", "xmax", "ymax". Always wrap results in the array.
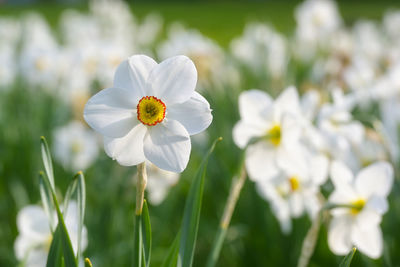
[
  {"xmin": 76, "ymin": 172, "xmax": 86, "ymax": 264},
  {"xmin": 39, "ymin": 172, "xmax": 77, "ymax": 267},
  {"xmin": 205, "ymin": 227, "xmax": 227, "ymax": 267},
  {"xmin": 141, "ymin": 200, "xmax": 151, "ymax": 267},
  {"xmin": 178, "ymin": 137, "xmax": 222, "ymax": 267},
  {"xmin": 84, "ymin": 258, "xmax": 93, "ymax": 267},
  {"xmin": 339, "ymin": 247, "xmax": 357, "ymax": 267},
  {"xmin": 134, "ymin": 214, "xmax": 143, "ymax": 267},
  {"xmin": 40, "ymin": 136, "xmax": 55, "ymax": 190},
  {"xmin": 63, "ymin": 177, "xmax": 78, "ymax": 216},
  {"xmin": 162, "ymin": 231, "xmax": 181, "ymax": 267},
  {"xmin": 39, "ymin": 173, "xmax": 56, "ymax": 231},
  {"xmin": 46, "ymin": 225, "xmax": 63, "ymax": 267}
]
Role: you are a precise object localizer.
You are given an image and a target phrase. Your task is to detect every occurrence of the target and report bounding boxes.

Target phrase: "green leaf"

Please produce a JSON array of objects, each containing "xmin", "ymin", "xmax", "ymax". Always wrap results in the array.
[
  {"xmin": 161, "ymin": 231, "xmax": 181, "ymax": 267},
  {"xmin": 339, "ymin": 247, "xmax": 357, "ymax": 267},
  {"xmin": 46, "ymin": 225, "xmax": 63, "ymax": 267},
  {"xmin": 39, "ymin": 173, "xmax": 56, "ymax": 231},
  {"xmin": 39, "ymin": 172, "xmax": 77, "ymax": 267},
  {"xmin": 40, "ymin": 136, "xmax": 55, "ymax": 190},
  {"xmin": 84, "ymin": 258, "xmax": 93, "ymax": 267},
  {"xmin": 133, "ymin": 214, "xmax": 143, "ymax": 267},
  {"xmin": 76, "ymin": 172, "xmax": 86, "ymax": 264},
  {"xmin": 63, "ymin": 177, "xmax": 78, "ymax": 216},
  {"xmin": 178, "ymin": 137, "xmax": 222, "ymax": 267},
  {"xmin": 141, "ymin": 200, "xmax": 152, "ymax": 267}
]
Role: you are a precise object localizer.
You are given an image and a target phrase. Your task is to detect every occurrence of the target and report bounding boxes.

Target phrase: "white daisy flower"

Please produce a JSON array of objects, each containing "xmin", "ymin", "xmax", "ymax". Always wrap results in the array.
[
  {"xmin": 53, "ymin": 121, "xmax": 99, "ymax": 171},
  {"xmin": 232, "ymin": 87, "xmax": 304, "ymax": 181},
  {"xmin": 84, "ymin": 55, "xmax": 213, "ymax": 173},
  {"xmin": 14, "ymin": 201, "xmax": 88, "ymax": 267},
  {"xmin": 328, "ymin": 161, "xmax": 393, "ymax": 259}
]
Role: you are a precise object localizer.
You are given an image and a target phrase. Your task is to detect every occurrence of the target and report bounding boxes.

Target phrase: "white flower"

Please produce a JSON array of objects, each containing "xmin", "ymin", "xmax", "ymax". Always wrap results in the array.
[
  {"xmin": 328, "ymin": 161, "xmax": 393, "ymax": 259},
  {"xmin": 84, "ymin": 55, "xmax": 213, "ymax": 173},
  {"xmin": 53, "ymin": 121, "xmax": 99, "ymax": 171},
  {"xmin": 257, "ymin": 149, "xmax": 328, "ymax": 233},
  {"xmin": 141, "ymin": 161, "xmax": 179, "ymax": 205},
  {"xmin": 14, "ymin": 201, "xmax": 88, "ymax": 267},
  {"xmin": 233, "ymin": 87, "xmax": 304, "ymax": 181}
]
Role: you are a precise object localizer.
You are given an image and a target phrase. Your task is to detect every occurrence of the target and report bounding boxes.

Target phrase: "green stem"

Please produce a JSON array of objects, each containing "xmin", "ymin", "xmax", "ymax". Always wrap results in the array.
[
  {"xmin": 206, "ymin": 165, "xmax": 247, "ymax": 267},
  {"xmin": 136, "ymin": 162, "xmax": 147, "ymax": 215}
]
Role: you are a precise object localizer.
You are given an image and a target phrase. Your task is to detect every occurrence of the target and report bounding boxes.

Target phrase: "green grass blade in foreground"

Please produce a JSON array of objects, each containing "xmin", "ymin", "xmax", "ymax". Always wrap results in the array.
[
  {"xmin": 63, "ymin": 177, "xmax": 78, "ymax": 216},
  {"xmin": 206, "ymin": 227, "xmax": 227, "ymax": 267},
  {"xmin": 339, "ymin": 248, "xmax": 357, "ymax": 267},
  {"xmin": 39, "ymin": 173, "xmax": 56, "ymax": 231},
  {"xmin": 46, "ymin": 225, "xmax": 63, "ymax": 267},
  {"xmin": 39, "ymin": 172, "xmax": 77, "ymax": 267},
  {"xmin": 76, "ymin": 172, "xmax": 86, "ymax": 264},
  {"xmin": 178, "ymin": 137, "xmax": 222, "ymax": 267},
  {"xmin": 142, "ymin": 200, "xmax": 152, "ymax": 267},
  {"xmin": 40, "ymin": 136, "xmax": 55, "ymax": 190},
  {"xmin": 134, "ymin": 214, "xmax": 143, "ymax": 267},
  {"xmin": 161, "ymin": 231, "xmax": 181, "ymax": 267}
]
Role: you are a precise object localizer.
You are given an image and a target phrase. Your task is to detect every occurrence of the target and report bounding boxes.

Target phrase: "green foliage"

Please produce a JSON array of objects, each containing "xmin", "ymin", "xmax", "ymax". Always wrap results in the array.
[{"xmin": 339, "ymin": 248, "xmax": 357, "ymax": 267}]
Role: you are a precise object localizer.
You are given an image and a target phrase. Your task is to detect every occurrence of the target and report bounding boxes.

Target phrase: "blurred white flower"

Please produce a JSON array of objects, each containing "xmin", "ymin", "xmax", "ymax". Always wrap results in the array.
[
  {"xmin": 53, "ymin": 121, "xmax": 99, "ymax": 171},
  {"xmin": 14, "ymin": 201, "xmax": 88, "ymax": 267},
  {"xmin": 0, "ymin": 44, "xmax": 16, "ymax": 90},
  {"xmin": 84, "ymin": 55, "xmax": 212, "ymax": 173},
  {"xmin": 328, "ymin": 161, "xmax": 393, "ymax": 259},
  {"xmin": 231, "ymin": 23, "xmax": 288, "ymax": 80},
  {"xmin": 141, "ymin": 161, "xmax": 179, "ymax": 205},
  {"xmin": 233, "ymin": 87, "xmax": 304, "ymax": 181},
  {"xmin": 379, "ymin": 97, "xmax": 400, "ymax": 162},
  {"xmin": 257, "ymin": 149, "xmax": 328, "ymax": 233}
]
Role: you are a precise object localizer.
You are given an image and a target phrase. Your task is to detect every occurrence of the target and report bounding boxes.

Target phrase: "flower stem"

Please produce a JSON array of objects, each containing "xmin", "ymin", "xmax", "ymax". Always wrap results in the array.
[
  {"xmin": 136, "ymin": 162, "xmax": 147, "ymax": 215},
  {"xmin": 206, "ymin": 164, "xmax": 247, "ymax": 267},
  {"xmin": 297, "ymin": 212, "xmax": 321, "ymax": 267}
]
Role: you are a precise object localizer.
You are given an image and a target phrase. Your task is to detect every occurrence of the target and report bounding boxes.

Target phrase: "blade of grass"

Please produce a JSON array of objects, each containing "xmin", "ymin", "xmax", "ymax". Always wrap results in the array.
[
  {"xmin": 39, "ymin": 172, "xmax": 77, "ymax": 267},
  {"xmin": 46, "ymin": 225, "xmax": 63, "ymax": 267},
  {"xmin": 63, "ymin": 177, "xmax": 78, "ymax": 216},
  {"xmin": 39, "ymin": 174, "xmax": 56, "ymax": 231},
  {"xmin": 142, "ymin": 200, "xmax": 151, "ymax": 267},
  {"xmin": 161, "ymin": 231, "xmax": 181, "ymax": 267},
  {"xmin": 339, "ymin": 248, "xmax": 357, "ymax": 267},
  {"xmin": 178, "ymin": 137, "xmax": 222, "ymax": 267},
  {"xmin": 76, "ymin": 171, "xmax": 86, "ymax": 264},
  {"xmin": 40, "ymin": 136, "xmax": 55, "ymax": 190},
  {"xmin": 133, "ymin": 214, "xmax": 143, "ymax": 267}
]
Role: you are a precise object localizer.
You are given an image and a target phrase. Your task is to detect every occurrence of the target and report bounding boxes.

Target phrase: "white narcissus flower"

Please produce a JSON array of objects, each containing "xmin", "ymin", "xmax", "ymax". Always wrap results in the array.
[
  {"xmin": 233, "ymin": 87, "xmax": 304, "ymax": 181},
  {"xmin": 328, "ymin": 161, "xmax": 394, "ymax": 259},
  {"xmin": 84, "ymin": 55, "xmax": 213, "ymax": 173},
  {"xmin": 257, "ymin": 149, "xmax": 328, "ymax": 234},
  {"xmin": 53, "ymin": 121, "xmax": 99, "ymax": 171},
  {"xmin": 14, "ymin": 201, "xmax": 88, "ymax": 267}
]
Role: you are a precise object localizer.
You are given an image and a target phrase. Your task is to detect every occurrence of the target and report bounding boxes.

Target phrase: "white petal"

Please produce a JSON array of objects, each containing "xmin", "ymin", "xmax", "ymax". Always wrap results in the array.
[
  {"xmin": 84, "ymin": 87, "xmax": 137, "ymax": 138},
  {"xmin": 355, "ymin": 161, "xmax": 394, "ymax": 198},
  {"xmin": 146, "ymin": 55, "xmax": 197, "ymax": 105},
  {"xmin": 366, "ymin": 195, "xmax": 388, "ymax": 215},
  {"xmin": 330, "ymin": 161, "xmax": 354, "ymax": 189},
  {"xmin": 245, "ymin": 142, "xmax": 278, "ymax": 181},
  {"xmin": 167, "ymin": 92, "xmax": 212, "ymax": 135},
  {"xmin": 273, "ymin": 86, "xmax": 301, "ymax": 119},
  {"xmin": 104, "ymin": 123, "xmax": 147, "ymax": 166},
  {"xmin": 289, "ymin": 193, "xmax": 304, "ymax": 218},
  {"xmin": 352, "ymin": 224, "xmax": 383, "ymax": 259},
  {"xmin": 238, "ymin": 89, "xmax": 272, "ymax": 124},
  {"xmin": 355, "ymin": 208, "xmax": 382, "ymax": 229},
  {"xmin": 328, "ymin": 216, "xmax": 353, "ymax": 255},
  {"xmin": 17, "ymin": 205, "xmax": 50, "ymax": 241},
  {"xmin": 144, "ymin": 120, "xmax": 191, "ymax": 173},
  {"xmin": 232, "ymin": 121, "xmax": 266, "ymax": 149},
  {"xmin": 114, "ymin": 55, "xmax": 157, "ymax": 100},
  {"xmin": 309, "ymin": 154, "xmax": 329, "ymax": 185}
]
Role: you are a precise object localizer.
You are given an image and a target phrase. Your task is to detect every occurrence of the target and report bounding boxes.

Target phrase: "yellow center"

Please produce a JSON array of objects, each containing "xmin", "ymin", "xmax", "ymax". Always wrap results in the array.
[
  {"xmin": 71, "ymin": 141, "xmax": 82, "ymax": 154},
  {"xmin": 350, "ymin": 198, "xmax": 366, "ymax": 215},
  {"xmin": 266, "ymin": 124, "xmax": 281, "ymax": 146},
  {"xmin": 289, "ymin": 176, "xmax": 300, "ymax": 191},
  {"xmin": 137, "ymin": 96, "xmax": 166, "ymax": 126}
]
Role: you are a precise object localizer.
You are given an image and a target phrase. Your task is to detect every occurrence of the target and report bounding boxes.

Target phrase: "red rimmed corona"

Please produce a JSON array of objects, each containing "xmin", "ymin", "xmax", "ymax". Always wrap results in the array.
[{"xmin": 137, "ymin": 96, "xmax": 167, "ymax": 126}]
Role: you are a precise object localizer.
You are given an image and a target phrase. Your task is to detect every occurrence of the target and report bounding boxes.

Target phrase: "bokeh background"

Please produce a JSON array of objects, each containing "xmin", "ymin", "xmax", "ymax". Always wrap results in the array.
[{"xmin": 1, "ymin": 0, "xmax": 400, "ymax": 266}]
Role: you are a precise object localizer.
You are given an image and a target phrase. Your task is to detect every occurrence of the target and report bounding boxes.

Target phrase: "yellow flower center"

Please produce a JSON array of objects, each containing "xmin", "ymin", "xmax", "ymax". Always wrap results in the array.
[
  {"xmin": 350, "ymin": 198, "xmax": 366, "ymax": 215},
  {"xmin": 266, "ymin": 124, "xmax": 281, "ymax": 146},
  {"xmin": 289, "ymin": 176, "xmax": 300, "ymax": 191},
  {"xmin": 137, "ymin": 96, "xmax": 166, "ymax": 126},
  {"xmin": 71, "ymin": 141, "xmax": 82, "ymax": 154}
]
